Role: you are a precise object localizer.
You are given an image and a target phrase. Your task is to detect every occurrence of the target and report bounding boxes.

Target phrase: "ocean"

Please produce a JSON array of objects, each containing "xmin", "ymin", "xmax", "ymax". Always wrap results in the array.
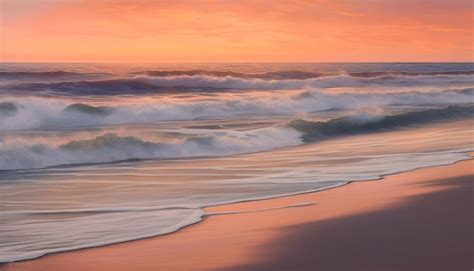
[{"xmin": 0, "ymin": 62, "xmax": 473, "ymax": 262}]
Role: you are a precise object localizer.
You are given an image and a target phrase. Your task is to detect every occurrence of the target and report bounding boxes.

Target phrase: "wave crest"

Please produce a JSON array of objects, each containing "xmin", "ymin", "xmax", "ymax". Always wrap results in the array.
[
  {"xmin": 64, "ymin": 103, "xmax": 114, "ymax": 116},
  {"xmin": 60, "ymin": 133, "xmax": 158, "ymax": 151},
  {"xmin": 133, "ymin": 69, "xmax": 474, "ymax": 79}
]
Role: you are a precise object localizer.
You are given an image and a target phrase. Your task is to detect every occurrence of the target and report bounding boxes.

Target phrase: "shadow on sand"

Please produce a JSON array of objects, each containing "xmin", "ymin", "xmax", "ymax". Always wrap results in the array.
[{"xmin": 225, "ymin": 175, "xmax": 473, "ymax": 271}]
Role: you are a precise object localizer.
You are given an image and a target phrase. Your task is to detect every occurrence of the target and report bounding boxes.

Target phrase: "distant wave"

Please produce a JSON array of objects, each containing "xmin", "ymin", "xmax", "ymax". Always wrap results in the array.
[
  {"xmin": 289, "ymin": 105, "xmax": 474, "ymax": 142},
  {"xmin": 0, "ymin": 71, "xmax": 110, "ymax": 82},
  {"xmin": 7, "ymin": 78, "xmax": 226, "ymax": 96},
  {"xmin": 2, "ymin": 69, "xmax": 473, "ymax": 82},
  {"xmin": 4, "ymin": 71, "xmax": 473, "ymax": 95},
  {"xmin": 348, "ymin": 70, "xmax": 474, "ymax": 78},
  {"xmin": 132, "ymin": 69, "xmax": 474, "ymax": 79}
]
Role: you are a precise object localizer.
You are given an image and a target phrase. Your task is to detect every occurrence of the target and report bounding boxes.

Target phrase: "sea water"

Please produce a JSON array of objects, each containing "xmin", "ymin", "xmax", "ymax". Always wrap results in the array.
[{"xmin": 0, "ymin": 63, "xmax": 473, "ymax": 262}]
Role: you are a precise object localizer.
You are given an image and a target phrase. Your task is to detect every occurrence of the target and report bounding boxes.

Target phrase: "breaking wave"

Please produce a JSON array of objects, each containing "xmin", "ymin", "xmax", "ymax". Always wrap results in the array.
[
  {"xmin": 0, "ymin": 88, "xmax": 472, "ymax": 131},
  {"xmin": 0, "ymin": 127, "xmax": 301, "ymax": 170},
  {"xmin": 289, "ymin": 105, "xmax": 474, "ymax": 142},
  {"xmin": 1, "ymin": 105, "xmax": 473, "ymax": 171}
]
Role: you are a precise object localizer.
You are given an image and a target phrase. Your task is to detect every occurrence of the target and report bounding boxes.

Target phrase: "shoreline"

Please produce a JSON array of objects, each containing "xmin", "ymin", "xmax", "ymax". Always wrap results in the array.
[
  {"xmin": 0, "ymin": 154, "xmax": 474, "ymax": 270},
  {"xmin": 3, "ymin": 157, "xmax": 473, "ymax": 270}
]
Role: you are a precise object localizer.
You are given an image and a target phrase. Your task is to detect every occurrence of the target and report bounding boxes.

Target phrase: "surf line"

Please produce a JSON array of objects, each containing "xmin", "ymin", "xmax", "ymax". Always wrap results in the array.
[{"xmin": 204, "ymin": 202, "xmax": 316, "ymax": 217}]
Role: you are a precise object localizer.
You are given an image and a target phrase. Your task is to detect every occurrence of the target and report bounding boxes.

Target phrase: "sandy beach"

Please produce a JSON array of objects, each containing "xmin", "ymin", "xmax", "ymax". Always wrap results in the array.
[{"xmin": 4, "ymin": 158, "xmax": 472, "ymax": 271}]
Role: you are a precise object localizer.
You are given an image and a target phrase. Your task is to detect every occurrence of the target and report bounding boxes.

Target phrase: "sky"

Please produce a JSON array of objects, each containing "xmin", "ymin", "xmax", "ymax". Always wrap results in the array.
[{"xmin": 0, "ymin": 0, "xmax": 472, "ymax": 62}]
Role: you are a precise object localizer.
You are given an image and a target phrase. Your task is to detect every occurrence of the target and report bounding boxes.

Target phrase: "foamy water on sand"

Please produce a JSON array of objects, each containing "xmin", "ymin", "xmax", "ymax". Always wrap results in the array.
[{"xmin": 0, "ymin": 63, "xmax": 473, "ymax": 262}]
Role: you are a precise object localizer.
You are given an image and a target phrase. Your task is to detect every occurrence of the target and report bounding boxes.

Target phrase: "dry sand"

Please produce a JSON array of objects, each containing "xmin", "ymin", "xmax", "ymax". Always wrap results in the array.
[{"xmin": 4, "ymin": 159, "xmax": 473, "ymax": 271}]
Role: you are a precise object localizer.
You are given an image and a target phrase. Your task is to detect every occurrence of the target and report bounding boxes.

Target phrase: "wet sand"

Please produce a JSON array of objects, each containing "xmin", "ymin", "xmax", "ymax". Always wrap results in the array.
[{"xmin": 4, "ymin": 159, "xmax": 473, "ymax": 271}]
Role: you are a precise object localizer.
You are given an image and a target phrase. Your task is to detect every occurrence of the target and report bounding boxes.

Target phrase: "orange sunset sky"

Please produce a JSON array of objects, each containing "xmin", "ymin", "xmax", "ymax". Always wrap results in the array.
[{"xmin": 0, "ymin": 0, "xmax": 472, "ymax": 62}]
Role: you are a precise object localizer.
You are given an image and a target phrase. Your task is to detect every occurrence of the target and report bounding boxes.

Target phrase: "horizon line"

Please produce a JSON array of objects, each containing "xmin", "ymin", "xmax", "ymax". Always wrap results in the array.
[{"xmin": 1, "ymin": 61, "xmax": 473, "ymax": 64}]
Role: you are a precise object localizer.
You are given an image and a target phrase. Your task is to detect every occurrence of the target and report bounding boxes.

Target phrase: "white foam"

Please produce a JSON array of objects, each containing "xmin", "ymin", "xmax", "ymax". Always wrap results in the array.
[
  {"xmin": 1, "ymin": 149, "xmax": 471, "ymax": 263},
  {"xmin": 0, "ymin": 87, "xmax": 472, "ymax": 131}
]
